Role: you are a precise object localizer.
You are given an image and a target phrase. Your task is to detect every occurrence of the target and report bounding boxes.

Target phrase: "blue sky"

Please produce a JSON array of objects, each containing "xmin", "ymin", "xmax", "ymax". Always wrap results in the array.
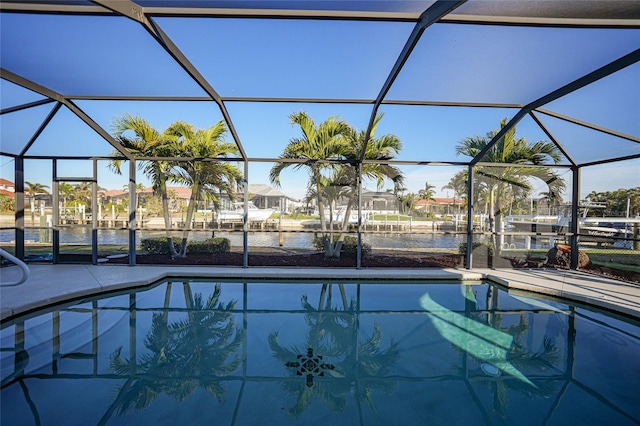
[{"xmin": 1, "ymin": 13, "xmax": 638, "ymax": 201}]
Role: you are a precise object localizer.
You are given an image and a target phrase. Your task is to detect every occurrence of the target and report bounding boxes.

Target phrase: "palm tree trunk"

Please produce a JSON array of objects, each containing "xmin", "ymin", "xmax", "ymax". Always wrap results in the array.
[
  {"xmin": 492, "ymin": 190, "xmax": 503, "ymax": 256},
  {"xmin": 178, "ymin": 180, "xmax": 199, "ymax": 257},
  {"xmin": 331, "ymin": 195, "xmax": 358, "ymax": 259},
  {"xmin": 315, "ymin": 175, "xmax": 336, "ymax": 257},
  {"xmin": 317, "ymin": 179, "xmax": 328, "ymax": 232},
  {"xmin": 159, "ymin": 177, "xmax": 179, "ymax": 258}
]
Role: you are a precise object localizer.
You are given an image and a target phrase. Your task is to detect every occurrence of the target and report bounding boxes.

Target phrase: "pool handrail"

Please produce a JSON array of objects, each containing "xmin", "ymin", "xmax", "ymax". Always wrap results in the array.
[{"xmin": 0, "ymin": 248, "xmax": 30, "ymax": 287}]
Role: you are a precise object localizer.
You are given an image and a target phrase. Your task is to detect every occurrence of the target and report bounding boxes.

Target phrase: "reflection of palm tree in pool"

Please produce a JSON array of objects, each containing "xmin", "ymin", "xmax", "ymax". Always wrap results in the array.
[
  {"xmin": 473, "ymin": 287, "xmax": 561, "ymax": 418},
  {"xmin": 108, "ymin": 283, "xmax": 243, "ymax": 415},
  {"xmin": 269, "ymin": 283, "xmax": 400, "ymax": 417}
]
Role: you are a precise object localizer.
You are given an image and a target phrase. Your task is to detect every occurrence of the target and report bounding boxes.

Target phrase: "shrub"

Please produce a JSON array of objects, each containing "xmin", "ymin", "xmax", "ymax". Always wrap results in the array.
[
  {"xmin": 0, "ymin": 194, "xmax": 15, "ymax": 212},
  {"xmin": 141, "ymin": 237, "xmax": 230, "ymax": 255},
  {"xmin": 141, "ymin": 237, "xmax": 178, "ymax": 254},
  {"xmin": 312, "ymin": 235, "xmax": 371, "ymax": 257},
  {"xmin": 188, "ymin": 238, "xmax": 231, "ymax": 254},
  {"xmin": 458, "ymin": 241, "xmax": 495, "ymax": 257}
]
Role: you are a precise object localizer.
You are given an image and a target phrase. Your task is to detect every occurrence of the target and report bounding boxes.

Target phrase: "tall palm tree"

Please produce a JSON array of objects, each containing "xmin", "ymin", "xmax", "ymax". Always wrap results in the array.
[
  {"xmin": 166, "ymin": 120, "xmax": 243, "ymax": 257},
  {"xmin": 109, "ymin": 113, "xmax": 180, "ymax": 257},
  {"xmin": 269, "ymin": 112, "xmax": 351, "ymax": 257},
  {"xmin": 330, "ymin": 113, "xmax": 404, "ymax": 255},
  {"xmin": 418, "ymin": 181, "xmax": 436, "ymax": 214},
  {"xmin": 419, "ymin": 181, "xmax": 436, "ymax": 201},
  {"xmin": 270, "ymin": 112, "xmax": 403, "ymax": 258},
  {"xmin": 25, "ymin": 181, "xmax": 49, "ymax": 224},
  {"xmin": 454, "ymin": 118, "xmax": 566, "ymax": 250},
  {"xmin": 58, "ymin": 182, "xmax": 74, "ymax": 215}
]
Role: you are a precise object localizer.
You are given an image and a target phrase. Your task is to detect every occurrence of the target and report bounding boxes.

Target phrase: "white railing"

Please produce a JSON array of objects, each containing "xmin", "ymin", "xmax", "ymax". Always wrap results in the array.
[{"xmin": 0, "ymin": 248, "xmax": 30, "ymax": 287}]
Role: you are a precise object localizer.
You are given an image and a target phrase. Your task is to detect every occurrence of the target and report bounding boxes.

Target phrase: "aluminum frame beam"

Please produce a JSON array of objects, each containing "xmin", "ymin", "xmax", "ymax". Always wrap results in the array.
[
  {"xmin": 18, "ymin": 102, "xmax": 63, "ymax": 157},
  {"xmin": 0, "ymin": 99, "xmax": 55, "ymax": 115},
  {"xmin": 44, "ymin": 94, "xmax": 526, "ymax": 109},
  {"xmin": 580, "ymin": 153, "xmax": 640, "ymax": 168},
  {"xmin": 4, "ymin": 1, "xmax": 639, "ymax": 28},
  {"xmin": 91, "ymin": 0, "xmax": 248, "ymax": 159},
  {"xmin": 360, "ymin": 0, "xmax": 467, "ymax": 162},
  {"xmin": 535, "ymin": 108, "xmax": 640, "ymax": 144},
  {"xmin": 529, "ymin": 111, "xmax": 577, "ymax": 167},
  {"xmin": 469, "ymin": 48, "xmax": 640, "ymax": 166},
  {"xmin": 0, "ymin": 68, "xmax": 135, "ymax": 161}
]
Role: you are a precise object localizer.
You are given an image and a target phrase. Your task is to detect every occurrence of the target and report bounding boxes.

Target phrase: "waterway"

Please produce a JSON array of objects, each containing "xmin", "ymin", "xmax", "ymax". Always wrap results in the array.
[{"xmin": 1, "ymin": 228, "xmax": 471, "ymax": 250}]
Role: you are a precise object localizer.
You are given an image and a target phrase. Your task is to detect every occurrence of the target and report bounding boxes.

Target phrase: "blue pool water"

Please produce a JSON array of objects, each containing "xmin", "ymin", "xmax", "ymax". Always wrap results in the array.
[{"xmin": 1, "ymin": 280, "xmax": 639, "ymax": 425}]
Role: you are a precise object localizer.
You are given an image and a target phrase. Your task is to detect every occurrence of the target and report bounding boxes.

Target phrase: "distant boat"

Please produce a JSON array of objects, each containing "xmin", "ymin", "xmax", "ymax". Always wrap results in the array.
[
  {"xmin": 215, "ymin": 202, "xmax": 274, "ymax": 223},
  {"xmin": 508, "ymin": 204, "xmax": 639, "ymax": 245}
]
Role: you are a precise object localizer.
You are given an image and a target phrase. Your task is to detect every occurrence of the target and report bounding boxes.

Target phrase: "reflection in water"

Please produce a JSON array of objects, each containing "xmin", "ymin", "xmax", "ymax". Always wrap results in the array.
[
  {"xmin": 1, "ymin": 281, "xmax": 638, "ymax": 424},
  {"xmin": 269, "ymin": 284, "xmax": 399, "ymax": 417},
  {"xmin": 284, "ymin": 346, "xmax": 336, "ymax": 388},
  {"xmin": 422, "ymin": 286, "xmax": 561, "ymax": 417},
  {"xmin": 107, "ymin": 283, "xmax": 243, "ymax": 417},
  {"xmin": 421, "ymin": 292, "xmax": 535, "ymax": 385}
]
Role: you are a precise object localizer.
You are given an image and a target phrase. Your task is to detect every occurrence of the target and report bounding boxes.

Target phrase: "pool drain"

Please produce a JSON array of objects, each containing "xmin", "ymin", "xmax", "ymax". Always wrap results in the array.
[
  {"xmin": 481, "ymin": 363, "xmax": 501, "ymax": 377},
  {"xmin": 285, "ymin": 347, "xmax": 335, "ymax": 387}
]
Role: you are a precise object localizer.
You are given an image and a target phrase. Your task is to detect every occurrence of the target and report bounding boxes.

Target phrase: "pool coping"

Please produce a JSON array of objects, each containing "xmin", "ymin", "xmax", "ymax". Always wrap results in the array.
[{"xmin": 1, "ymin": 264, "xmax": 639, "ymax": 322}]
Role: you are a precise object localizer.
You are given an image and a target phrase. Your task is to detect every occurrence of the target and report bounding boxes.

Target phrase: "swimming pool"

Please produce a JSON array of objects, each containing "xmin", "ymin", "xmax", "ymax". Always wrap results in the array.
[{"xmin": 2, "ymin": 279, "xmax": 639, "ymax": 425}]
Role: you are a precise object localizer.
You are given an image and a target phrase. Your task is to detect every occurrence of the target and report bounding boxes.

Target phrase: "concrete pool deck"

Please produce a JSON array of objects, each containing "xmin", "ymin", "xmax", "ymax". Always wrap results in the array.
[{"xmin": 1, "ymin": 264, "xmax": 639, "ymax": 321}]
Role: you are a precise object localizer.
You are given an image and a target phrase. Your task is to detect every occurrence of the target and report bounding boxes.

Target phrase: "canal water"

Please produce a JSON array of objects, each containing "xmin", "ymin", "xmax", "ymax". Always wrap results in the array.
[{"xmin": 1, "ymin": 228, "xmax": 471, "ymax": 250}]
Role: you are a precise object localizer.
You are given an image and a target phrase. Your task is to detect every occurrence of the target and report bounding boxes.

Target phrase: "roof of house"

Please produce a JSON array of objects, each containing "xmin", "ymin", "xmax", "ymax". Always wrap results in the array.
[
  {"xmin": 100, "ymin": 186, "xmax": 192, "ymax": 199},
  {"xmin": 416, "ymin": 198, "xmax": 465, "ymax": 206},
  {"xmin": 362, "ymin": 190, "xmax": 396, "ymax": 198},
  {"xmin": 248, "ymin": 183, "xmax": 296, "ymax": 200}
]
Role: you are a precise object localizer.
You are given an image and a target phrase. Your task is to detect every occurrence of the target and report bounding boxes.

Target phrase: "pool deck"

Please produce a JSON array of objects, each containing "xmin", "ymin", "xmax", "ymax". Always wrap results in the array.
[{"xmin": 1, "ymin": 264, "xmax": 639, "ymax": 321}]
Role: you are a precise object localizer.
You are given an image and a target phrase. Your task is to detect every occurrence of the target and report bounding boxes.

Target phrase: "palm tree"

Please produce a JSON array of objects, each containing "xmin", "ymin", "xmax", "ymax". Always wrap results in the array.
[
  {"xmin": 399, "ymin": 192, "xmax": 419, "ymax": 215},
  {"xmin": 442, "ymin": 180, "xmax": 465, "ymax": 217},
  {"xmin": 585, "ymin": 190, "xmax": 602, "ymax": 204},
  {"xmin": 454, "ymin": 118, "xmax": 565, "ymax": 251},
  {"xmin": 73, "ymin": 182, "xmax": 93, "ymax": 208},
  {"xmin": 269, "ymin": 112, "xmax": 350, "ymax": 257},
  {"xmin": 330, "ymin": 113, "xmax": 403, "ymax": 255},
  {"xmin": 58, "ymin": 182, "xmax": 74, "ymax": 216},
  {"xmin": 109, "ymin": 113, "xmax": 180, "ymax": 257},
  {"xmin": 418, "ymin": 181, "xmax": 436, "ymax": 214},
  {"xmin": 24, "ymin": 181, "xmax": 49, "ymax": 224},
  {"xmin": 419, "ymin": 181, "xmax": 436, "ymax": 201},
  {"xmin": 393, "ymin": 183, "xmax": 407, "ymax": 214},
  {"xmin": 122, "ymin": 183, "xmax": 146, "ymax": 193},
  {"xmin": 166, "ymin": 120, "xmax": 243, "ymax": 257},
  {"xmin": 539, "ymin": 190, "xmax": 563, "ymax": 215},
  {"xmin": 270, "ymin": 112, "xmax": 403, "ymax": 258}
]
